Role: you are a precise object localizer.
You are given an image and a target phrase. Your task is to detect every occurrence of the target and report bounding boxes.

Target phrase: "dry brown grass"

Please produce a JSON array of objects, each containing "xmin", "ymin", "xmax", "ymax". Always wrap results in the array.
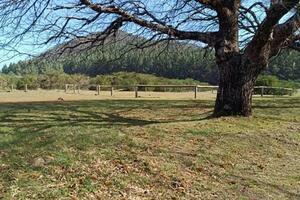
[
  {"xmin": 1, "ymin": 89, "xmax": 295, "ymax": 103},
  {"xmin": 0, "ymin": 89, "xmax": 216, "ymax": 103}
]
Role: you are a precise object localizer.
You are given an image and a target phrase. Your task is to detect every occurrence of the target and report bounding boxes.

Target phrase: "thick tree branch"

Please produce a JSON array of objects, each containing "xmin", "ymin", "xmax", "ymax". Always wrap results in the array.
[
  {"xmin": 79, "ymin": 0, "xmax": 217, "ymax": 46},
  {"xmin": 270, "ymin": 11, "xmax": 300, "ymax": 56},
  {"xmin": 245, "ymin": 0, "xmax": 299, "ymax": 62},
  {"xmin": 213, "ymin": 0, "xmax": 240, "ymax": 63}
]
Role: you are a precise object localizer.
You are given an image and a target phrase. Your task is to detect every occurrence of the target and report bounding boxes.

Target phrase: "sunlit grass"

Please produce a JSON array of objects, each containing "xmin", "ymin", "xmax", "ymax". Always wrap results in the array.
[{"xmin": 0, "ymin": 97, "xmax": 299, "ymax": 199}]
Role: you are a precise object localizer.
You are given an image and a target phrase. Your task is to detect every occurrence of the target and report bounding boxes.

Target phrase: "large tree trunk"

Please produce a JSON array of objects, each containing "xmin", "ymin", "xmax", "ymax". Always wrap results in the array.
[{"xmin": 213, "ymin": 57, "xmax": 260, "ymax": 117}]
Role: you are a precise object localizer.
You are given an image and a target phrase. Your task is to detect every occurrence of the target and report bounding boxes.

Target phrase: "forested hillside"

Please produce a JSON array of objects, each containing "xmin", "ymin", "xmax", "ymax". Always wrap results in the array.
[{"xmin": 2, "ymin": 32, "xmax": 300, "ymax": 84}]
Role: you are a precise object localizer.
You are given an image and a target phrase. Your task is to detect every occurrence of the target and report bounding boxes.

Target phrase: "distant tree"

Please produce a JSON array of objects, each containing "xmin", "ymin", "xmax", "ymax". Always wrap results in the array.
[
  {"xmin": 1, "ymin": 65, "xmax": 8, "ymax": 74},
  {"xmin": 0, "ymin": 0, "xmax": 299, "ymax": 116}
]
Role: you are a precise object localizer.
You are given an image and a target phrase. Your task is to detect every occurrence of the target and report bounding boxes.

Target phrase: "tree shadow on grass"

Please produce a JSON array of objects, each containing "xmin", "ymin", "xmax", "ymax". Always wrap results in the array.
[
  {"xmin": 0, "ymin": 100, "xmax": 214, "ymax": 158},
  {"xmin": 1, "ymin": 97, "xmax": 298, "ymax": 144},
  {"xmin": 0, "ymin": 97, "xmax": 298, "ymax": 137},
  {"xmin": 0, "ymin": 100, "xmax": 214, "ymax": 130},
  {"xmin": 253, "ymin": 97, "xmax": 300, "ymax": 109}
]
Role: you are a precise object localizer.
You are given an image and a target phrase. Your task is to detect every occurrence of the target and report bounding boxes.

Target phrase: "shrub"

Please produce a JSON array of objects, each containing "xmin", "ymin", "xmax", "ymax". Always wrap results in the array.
[
  {"xmin": 16, "ymin": 75, "xmax": 39, "ymax": 90},
  {"xmin": 256, "ymin": 75, "xmax": 280, "ymax": 87},
  {"xmin": 255, "ymin": 75, "xmax": 299, "ymax": 95}
]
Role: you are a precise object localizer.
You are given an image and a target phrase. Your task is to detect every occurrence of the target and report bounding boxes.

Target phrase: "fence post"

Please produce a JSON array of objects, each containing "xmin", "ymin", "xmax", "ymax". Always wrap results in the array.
[
  {"xmin": 11, "ymin": 84, "xmax": 14, "ymax": 92},
  {"xmin": 135, "ymin": 86, "xmax": 138, "ymax": 98},
  {"xmin": 97, "ymin": 85, "xmax": 100, "ymax": 95},
  {"xmin": 194, "ymin": 86, "xmax": 197, "ymax": 99},
  {"xmin": 65, "ymin": 84, "xmax": 68, "ymax": 93},
  {"xmin": 111, "ymin": 86, "xmax": 113, "ymax": 96},
  {"xmin": 25, "ymin": 84, "xmax": 28, "ymax": 92},
  {"xmin": 261, "ymin": 86, "xmax": 264, "ymax": 97},
  {"xmin": 73, "ymin": 84, "xmax": 76, "ymax": 94},
  {"xmin": 77, "ymin": 85, "xmax": 80, "ymax": 94}
]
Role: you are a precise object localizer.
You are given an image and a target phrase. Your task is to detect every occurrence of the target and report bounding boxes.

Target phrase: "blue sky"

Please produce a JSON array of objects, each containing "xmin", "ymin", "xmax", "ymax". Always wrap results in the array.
[{"xmin": 0, "ymin": 45, "xmax": 42, "ymax": 69}]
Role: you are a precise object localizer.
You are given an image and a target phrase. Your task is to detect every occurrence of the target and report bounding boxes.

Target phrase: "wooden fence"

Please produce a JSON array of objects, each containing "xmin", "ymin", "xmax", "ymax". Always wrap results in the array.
[
  {"xmin": 64, "ymin": 84, "xmax": 295, "ymax": 99},
  {"xmin": 3, "ymin": 83, "xmax": 294, "ymax": 98}
]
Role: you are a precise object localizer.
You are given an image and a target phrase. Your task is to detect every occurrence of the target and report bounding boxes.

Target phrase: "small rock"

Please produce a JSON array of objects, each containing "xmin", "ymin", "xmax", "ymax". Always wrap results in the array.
[
  {"xmin": 171, "ymin": 177, "xmax": 185, "ymax": 189},
  {"xmin": 32, "ymin": 157, "xmax": 46, "ymax": 167}
]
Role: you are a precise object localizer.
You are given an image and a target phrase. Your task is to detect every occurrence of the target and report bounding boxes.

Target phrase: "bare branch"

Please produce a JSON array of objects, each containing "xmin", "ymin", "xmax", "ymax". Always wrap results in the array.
[{"xmin": 79, "ymin": 0, "xmax": 217, "ymax": 45}]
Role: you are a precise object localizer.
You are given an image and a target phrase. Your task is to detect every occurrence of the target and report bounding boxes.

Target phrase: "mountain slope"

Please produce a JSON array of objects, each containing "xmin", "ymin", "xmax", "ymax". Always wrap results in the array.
[{"xmin": 2, "ymin": 31, "xmax": 300, "ymax": 84}]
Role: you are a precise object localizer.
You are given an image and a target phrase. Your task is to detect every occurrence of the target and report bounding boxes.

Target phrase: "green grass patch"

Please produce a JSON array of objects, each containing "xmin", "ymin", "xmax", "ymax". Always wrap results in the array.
[{"xmin": 0, "ymin": 97, "xmax": 299, "ymax": 199}]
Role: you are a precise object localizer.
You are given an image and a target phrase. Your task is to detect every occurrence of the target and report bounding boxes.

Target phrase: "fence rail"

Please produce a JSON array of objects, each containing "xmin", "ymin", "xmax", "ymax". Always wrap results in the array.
[
  {"xmin": 2, "ymin": 84, "xmax": 295, "ymax": 99},
  {"xmin": 63, "ymin": 84, "xmax": 295, "ymax": 99}
]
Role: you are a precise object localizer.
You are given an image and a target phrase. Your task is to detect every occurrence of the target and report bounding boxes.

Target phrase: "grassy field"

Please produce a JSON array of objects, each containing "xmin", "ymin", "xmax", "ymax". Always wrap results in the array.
[{"xmin": 0, "ymin": 97, "xmax": 299, "ymax": 199}]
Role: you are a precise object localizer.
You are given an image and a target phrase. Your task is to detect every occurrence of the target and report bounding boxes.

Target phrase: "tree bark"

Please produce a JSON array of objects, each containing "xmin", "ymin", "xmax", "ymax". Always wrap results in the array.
[{"xmin": 213, "ymin": 57, "xmax": 260, "ymax": 117}]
